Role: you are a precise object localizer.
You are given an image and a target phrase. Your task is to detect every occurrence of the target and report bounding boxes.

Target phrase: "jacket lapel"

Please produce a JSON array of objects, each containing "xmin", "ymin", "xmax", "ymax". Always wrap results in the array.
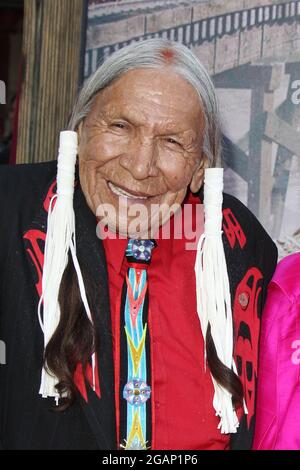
[
  {"xmin": 197, "ymin": 186, "xmax": 261, "ymax": 448},
  {"xmin": 23, "ymin": 177, "xmax": 116, "ymax": 449},
  {"xmin": 73, "ymin": 185, "xmax": 117, "ymax": 449},
  {"xmin": 221, "ymin": 194, "xmax": 264, "ymax": 449}
]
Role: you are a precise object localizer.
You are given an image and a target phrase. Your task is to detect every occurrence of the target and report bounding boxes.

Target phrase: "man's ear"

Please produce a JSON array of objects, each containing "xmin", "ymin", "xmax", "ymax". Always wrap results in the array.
[{"xmin": 190, "ymin": 153, "xmax": 209, "ymax": 193}]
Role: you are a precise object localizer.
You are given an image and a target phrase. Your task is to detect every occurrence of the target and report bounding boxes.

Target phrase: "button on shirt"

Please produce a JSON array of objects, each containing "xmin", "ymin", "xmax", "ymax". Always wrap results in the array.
[{"xmin": 102, "ymin": 191, "xmax": 230, "ymax": 450}]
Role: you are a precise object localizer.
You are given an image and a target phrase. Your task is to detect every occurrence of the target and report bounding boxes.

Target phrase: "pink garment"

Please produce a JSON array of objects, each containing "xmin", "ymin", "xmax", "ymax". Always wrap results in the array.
[{"xmin": 253, "ymin": 252, "xmax": 300, "ymax": 450}]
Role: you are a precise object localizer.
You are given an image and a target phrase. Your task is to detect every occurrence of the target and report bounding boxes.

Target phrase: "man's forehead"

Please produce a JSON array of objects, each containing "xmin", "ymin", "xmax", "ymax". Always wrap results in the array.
[{"xmin": 92, "ymin": 89, "xmax": 203, "ymax": 136}]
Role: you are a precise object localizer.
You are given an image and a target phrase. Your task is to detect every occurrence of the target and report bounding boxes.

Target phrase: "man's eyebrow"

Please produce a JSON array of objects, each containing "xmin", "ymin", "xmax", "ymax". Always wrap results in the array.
[{"xmin": 106, "ymin": 113, "xmax": 135, "ymax": 125}]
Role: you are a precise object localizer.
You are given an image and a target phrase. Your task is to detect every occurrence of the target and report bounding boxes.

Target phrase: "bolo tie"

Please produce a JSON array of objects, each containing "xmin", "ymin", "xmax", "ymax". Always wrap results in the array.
[{"xmin": 119, "ymin": 239, "xmax": 157, "ymax": 450}]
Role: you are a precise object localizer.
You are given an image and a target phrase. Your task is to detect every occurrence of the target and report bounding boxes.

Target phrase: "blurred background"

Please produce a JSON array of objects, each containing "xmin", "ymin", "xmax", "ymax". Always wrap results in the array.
[{"xmin": 0, "ymin": 0, "xmax": 299, "ymax": 257}]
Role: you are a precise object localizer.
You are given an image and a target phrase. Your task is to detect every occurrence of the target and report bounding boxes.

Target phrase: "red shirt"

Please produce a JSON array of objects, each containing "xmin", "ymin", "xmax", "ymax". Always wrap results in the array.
[{"xmin": 102, "ymin": 192, "xmax": 230, "ymax": 450}]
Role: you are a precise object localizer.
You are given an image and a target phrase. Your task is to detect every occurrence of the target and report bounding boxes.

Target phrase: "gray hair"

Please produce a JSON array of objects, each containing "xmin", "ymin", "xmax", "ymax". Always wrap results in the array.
[{"xmin": 68, "ymin": 38, "xmax": 222, "ymax": 167}]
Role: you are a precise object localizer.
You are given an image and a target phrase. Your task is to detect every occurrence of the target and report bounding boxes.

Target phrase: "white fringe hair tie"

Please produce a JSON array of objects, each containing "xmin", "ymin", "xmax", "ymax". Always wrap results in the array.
[
  {"xmin": 195, "ymin": 167, "xmax": 247, "ymax": 434},
  {"xmin": 38, "ymin": 131, "xmax": 96, "ymax": 402}
]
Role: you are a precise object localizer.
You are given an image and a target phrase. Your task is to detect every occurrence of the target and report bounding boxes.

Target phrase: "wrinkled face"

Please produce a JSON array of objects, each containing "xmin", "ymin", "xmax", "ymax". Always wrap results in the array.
[{"xmin": 78, "ymin": 68, "xmax": 207, "ymax": 238}]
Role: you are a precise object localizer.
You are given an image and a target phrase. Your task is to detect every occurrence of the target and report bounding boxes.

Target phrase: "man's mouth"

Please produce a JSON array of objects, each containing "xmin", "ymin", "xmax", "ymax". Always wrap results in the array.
[{"xmin": 108, "ymin": 181, "xmax": 150, "ymax": 200}]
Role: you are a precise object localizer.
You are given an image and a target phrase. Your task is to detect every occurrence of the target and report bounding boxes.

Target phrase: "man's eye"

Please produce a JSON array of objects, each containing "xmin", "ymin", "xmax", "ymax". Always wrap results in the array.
[
  {"xmin": 112, "ymin": 122, "xmax": 126, "ymax": 129},
  {"xmin": 166, "ymin": 138, "xmax": 181, "ymax": 146}
]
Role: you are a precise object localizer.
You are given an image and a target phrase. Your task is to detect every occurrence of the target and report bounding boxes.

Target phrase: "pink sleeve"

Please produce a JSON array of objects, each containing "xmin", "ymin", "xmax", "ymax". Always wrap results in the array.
[{"xmin": 253, "ymin": 282, "xmax": 300, "ymax": 450}]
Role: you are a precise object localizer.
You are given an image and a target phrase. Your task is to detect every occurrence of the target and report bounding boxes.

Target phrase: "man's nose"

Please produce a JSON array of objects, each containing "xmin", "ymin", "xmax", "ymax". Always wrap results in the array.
[{"xmin": 119, "ymin": 141, "xmax": 159, "ymax": 180}]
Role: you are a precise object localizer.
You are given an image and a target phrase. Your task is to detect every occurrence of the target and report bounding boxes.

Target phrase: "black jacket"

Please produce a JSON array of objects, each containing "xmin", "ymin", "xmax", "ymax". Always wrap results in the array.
[{"xmin": 0, "ymin": 161, "xmax": 278, "ymax": 450}]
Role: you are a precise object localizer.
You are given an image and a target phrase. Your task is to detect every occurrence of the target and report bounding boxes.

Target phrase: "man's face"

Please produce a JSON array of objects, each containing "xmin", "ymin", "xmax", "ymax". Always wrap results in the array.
[{"xmin": 78, "ymin": 68, "xmax": 206, "ymax": 237}]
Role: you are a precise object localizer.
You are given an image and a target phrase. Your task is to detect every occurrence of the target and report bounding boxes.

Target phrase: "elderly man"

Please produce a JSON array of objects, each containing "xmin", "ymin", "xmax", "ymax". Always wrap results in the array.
[{"xmin": 0, "ymin": 39, "xmax": 277, "ymax": 450}]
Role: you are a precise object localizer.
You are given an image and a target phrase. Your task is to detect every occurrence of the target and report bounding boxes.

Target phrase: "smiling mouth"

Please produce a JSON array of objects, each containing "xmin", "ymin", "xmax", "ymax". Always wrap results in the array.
[{"xmin": 108, "ymin": 181, "xmax": 151, "ymax": 200}]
